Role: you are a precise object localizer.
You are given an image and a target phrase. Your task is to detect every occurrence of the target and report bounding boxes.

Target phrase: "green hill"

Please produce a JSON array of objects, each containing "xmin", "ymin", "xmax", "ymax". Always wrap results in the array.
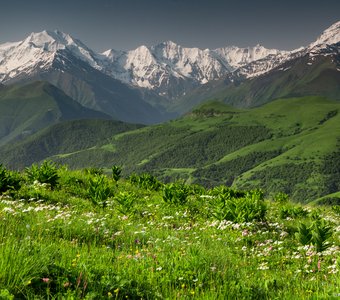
[
  {"xmin": 0, "ymin": 119, "xmax": 143, "ymax": 169},
  {"xmin": 1, "ymin": 95, "xmax": 339, "ymax": 203},
  {"xmin": 0, "ymin": 81, "xmax": 110, "ymax": 146}
]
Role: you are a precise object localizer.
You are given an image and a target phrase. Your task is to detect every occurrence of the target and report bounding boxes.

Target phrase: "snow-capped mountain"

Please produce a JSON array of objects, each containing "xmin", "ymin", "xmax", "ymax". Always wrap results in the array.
[
  {"xmin": 100, "ymin": 41, "xmax": 289, "ymax": 97},
  {"xmin": 0, "ymin": 21, "xmax": 339, "ymax": 110},
  {"xmin": 214, "ymin": 44, "xmax": 287, "ymax": 69},
  {"xmin": 0, "ymin": 30, "xmax": 103, "ymax": 82},
  {"xmin": 101, "ymin": 41, "xmax": 234, "ymax": 98},
  {"xmin": 309, "ymin": 21, "xmax": 340, "ymax": 49}
]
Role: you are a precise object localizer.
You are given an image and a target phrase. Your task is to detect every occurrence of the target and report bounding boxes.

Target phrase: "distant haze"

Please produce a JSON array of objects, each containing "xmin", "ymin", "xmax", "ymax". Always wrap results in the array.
[{"xmin": 1, "ymin": 0, "xmax": 339, "ymax": 52}]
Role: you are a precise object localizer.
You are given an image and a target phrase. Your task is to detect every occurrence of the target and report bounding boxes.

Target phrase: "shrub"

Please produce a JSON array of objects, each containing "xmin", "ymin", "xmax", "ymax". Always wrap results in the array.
[
  {"xmin": 162, "ymin": 182, "xmax": 190, "ymax": 205},
  {"xmin": 129, "ymin": 173, "xmax": 162, "ymax": 191},
  {"xmin": 312, "ymin": 220, "xmax": 333, "ymax": 253},
  {"xmin": 87, "ymin": 174, "xmax": 113, "ymax": 207},
  {"xmin": 83, "ymin": 167, "xmax": 104, "ymax": 175},
  {"xmin": 295, "ymin": 220, "xmax": 333, "ymax": 252},
  {"xmin": 279, "ymin": 205, "xmax": 308, "ymax": 219},
  {"xmin": 274, "ymin": 192, "xmax": 289, "ymax": 203},
  {"xmin": 210, "ymin": 189, "xmax": 267, "ymax": 222},
  {"xmin": 111, "ymin": 166, "xmax": 122, "ymax": 183},
  {"xmin": 25, "ymin": 161, "xmax": 60, "ymax": 188},
  {"xmin": 0, "ymin": 165, "xmax": 21, "ymax": 193},
  {"xmin": 114, "ymin": 191, "xmax": 137, "ymax": 214}
]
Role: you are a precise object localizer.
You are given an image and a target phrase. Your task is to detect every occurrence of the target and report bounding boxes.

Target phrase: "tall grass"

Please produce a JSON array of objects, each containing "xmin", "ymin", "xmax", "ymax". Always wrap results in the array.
[{"xmin": 0, "ymin": 163, "xmax": 339, "ymax": 299}]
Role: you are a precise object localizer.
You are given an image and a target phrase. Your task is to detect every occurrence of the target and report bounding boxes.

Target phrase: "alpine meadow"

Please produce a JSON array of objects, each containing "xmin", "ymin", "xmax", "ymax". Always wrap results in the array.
[{"xmin": 0, "ymin": 9, "xmax": 339, "ymax": 299}]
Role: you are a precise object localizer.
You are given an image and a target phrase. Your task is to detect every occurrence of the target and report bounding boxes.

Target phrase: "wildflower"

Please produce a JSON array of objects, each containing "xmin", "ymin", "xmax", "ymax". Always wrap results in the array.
[
  {"xmin": 42, "ymin": 278, "xmax": 50, "ymax": 283},
  {"xmin": 280, "ymin": 231, "xmax": 288, "ymax": 238},
  {"xmin": 156, "ymin": 266, "xmax": 162, "ymax": 271},
  {"xmin": 317, "ymin": 260, "xmax": 321, "ymax": 271},
  {"xmin": 257, "ymin": 262, "xmax": 269, "ymax": 270},
  {"xmin": 3, "ymin": 207, "xmax": 14, "ymax": 213},
  {"xmin": 242, "ymin": 229, "xmax": 249, "ymax": 236}
]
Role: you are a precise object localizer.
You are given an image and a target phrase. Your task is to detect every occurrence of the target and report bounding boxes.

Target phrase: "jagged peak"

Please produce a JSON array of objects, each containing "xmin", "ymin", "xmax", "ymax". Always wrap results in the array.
[
  {"xmin": 23, "ymin": 30, "xmax": 73, "ymax": 46},
  {"xmin": 309, "ymin": 20, "xmax": 340, "ymax": 48},
  {"xmin": 156, "ymin": 40, "xmax": 179, "ymax": 48}
]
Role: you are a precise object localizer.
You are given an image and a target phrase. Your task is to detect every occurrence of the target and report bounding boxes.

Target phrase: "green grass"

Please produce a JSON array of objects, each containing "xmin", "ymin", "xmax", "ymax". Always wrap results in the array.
[
  {"xmin": 1, "ymin": 96, "xmax": 340, "ymax": 202},
  {"xmin": 0, "ymin": 163, "xmax": 339, "ymax": 299}
]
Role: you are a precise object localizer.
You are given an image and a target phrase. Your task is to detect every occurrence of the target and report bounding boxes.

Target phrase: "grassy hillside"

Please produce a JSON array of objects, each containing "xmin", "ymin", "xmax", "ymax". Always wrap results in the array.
[
  {"xmin": 0, "ymin": 163, "xmax": 339, "ymax": 299},
  {"xmin": 0, "ymin": 119, "xmax": 143, "ymax": 169},
  {"xmin": 1, "ymin": 96, "xmax": 339, "ymax": 203},
  {"xmin": 0, "ymin": 81, "xmax": 110, "ymax": 146}
]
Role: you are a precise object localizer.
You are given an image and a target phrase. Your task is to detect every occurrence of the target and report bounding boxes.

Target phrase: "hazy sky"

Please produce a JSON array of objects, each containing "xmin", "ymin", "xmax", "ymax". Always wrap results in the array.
[{"xmin": 0, "ymin": 0, "xmax": 339, "ymax": 52}]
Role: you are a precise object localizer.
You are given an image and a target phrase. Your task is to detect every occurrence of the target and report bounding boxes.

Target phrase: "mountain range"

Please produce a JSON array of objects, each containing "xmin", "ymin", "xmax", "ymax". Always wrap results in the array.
[
  {"xmin": 0, "ymin": 21, "xmax": 339, "ymax": 203},
  {"xmin": 0, "ymin": 21, "xmax": 339, "ymax": 123}
]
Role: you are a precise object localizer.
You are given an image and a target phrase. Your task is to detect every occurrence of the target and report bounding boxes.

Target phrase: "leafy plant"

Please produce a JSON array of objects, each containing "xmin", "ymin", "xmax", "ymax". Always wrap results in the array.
[
  {"xmin": 129, "ymin": 173, "xmax": 162, "ymax": 191},
  {"xmin": 162, "ymin": 182, "xmax": 190, "ymax": 205},
  {"xmin": 312, "ymin": 220, "xmax": 333, "ymax": 253},
  {"xmin": 111, "ymin": 166, "xmax": 122, "ymax": 183},
  {"xmin": 83, "ymin": 167, "xmax": 103, "ymax": 175},
  {"xmin": 114, "ymin": 191, "xmax": 137, "ymax": 214},
  {"xmin": 274, "ymin": 192, "xmax": 289, "ymax": 203},
  {"xmin": 279, "ymin": 205, "xmax": 308, "ymax": 219},
  {"xmin": 295, "ymin": 223, "xmax": 313, "ymax": 245},
  {"xmin": 0, "ymin": 164, "xmax": 21, "ymax": 193},
  {"xmin": 295, "ymin": 220, "xmax": 333, "ymax": 252},
  {"xmin": 25, "ymin": 161, "xmax": 60, "ymax": 188},
  {"xmin": 87, "ymin": 174, "xmax": 112, "ymax": 207},
  {"xmin": 210, "ymin": 189, "xmax": 267, "ymax": 222}
]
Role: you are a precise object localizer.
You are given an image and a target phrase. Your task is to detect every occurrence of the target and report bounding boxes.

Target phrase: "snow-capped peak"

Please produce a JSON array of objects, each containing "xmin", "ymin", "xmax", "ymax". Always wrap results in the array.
[
  {"xmin": 0, "ymin": 30, "xmax": 102, "ymax": 81},
  {"xmin": 214, "ymin": 44, "xmax": 287, "ymax": 69},
  {"xmin": 309, "ymin": 21, "xmax": 340, "ymax": 49},
  {"xmin": 22, "ymin": 30, "xmax": 73, "ymax": 50}
]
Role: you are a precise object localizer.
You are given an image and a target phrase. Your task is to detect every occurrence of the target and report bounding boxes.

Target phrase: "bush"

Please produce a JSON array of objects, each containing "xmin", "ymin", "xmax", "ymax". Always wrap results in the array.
[
  {"xmin": 162, "ymin": 182, "xmax": 190, "ymax": 205},
  {"xmin": 210, "ymin": 189, "xmax": 267, "ymax": 222},
  {"xmin": 129, "ymin": 173, "xmax": 162, "ymax": 191},
  {"xmin": 279, "ymin": 205, "xmax": 308, "ymax": 219},
  {"xmin": 0, "ymin": 164, "xmax": 21, "ymax": 193},
  {"xmin": 114, "ymin": 191, "xmax": 137, "ymax": 214},
  {"xmin": 295, "ymin": 220, "xmax": 333, "ymax": 253},
  {"xmin": 87, "ymin": 174, "xmax": 113, "ymax": 207},
  {"xmin": 111, "ymin": 166, "xmax": 122, "ymax": 183},
  {"xmin": 25, "ymin": 161, "xmax": 60, "ymax": 188}
]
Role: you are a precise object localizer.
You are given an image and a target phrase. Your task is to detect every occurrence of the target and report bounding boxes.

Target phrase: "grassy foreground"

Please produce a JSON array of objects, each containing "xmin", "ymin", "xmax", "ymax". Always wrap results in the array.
[{"xmin": 0, "ymin": 162, "xmax": 339, "ymax": 299}]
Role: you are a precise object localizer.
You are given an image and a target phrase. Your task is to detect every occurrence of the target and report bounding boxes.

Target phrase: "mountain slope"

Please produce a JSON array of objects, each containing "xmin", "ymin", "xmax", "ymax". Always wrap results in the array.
[
  {"xmin": 0, "ymin": 81, "xmax": 110, "ymax": 146},
  {"xmin": 0, "ymin": 31, "xmax": 169, "ymax": 124},
  {"xmin": 1, "ymin": 96, "xmax": 340, "ymax": 202},
  {"xmin": 171, "ymin": 42, "xmax": 340, "ymax": 113},
  {"xmin": 0, "ymin": 119, "xmax": 142, "ymax": 169}
]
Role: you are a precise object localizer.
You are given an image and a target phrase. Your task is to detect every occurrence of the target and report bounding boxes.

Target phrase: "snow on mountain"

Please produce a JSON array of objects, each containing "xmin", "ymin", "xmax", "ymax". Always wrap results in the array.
[
  {"xmin": 0, "ymin": 30, "xmax": 102, "ymax": 82},
  {"xmin": 309, "ymin": 21, "xmax": 340, "ymax": 49},
  {"xmin": 100, "ymin": 41, "xmax": 293, "ymax": 92},
  {"xmin": 101, "ymin": 41, "xmax": 232, "ymax": 92},
  {"xmin": 0, "ymin": 21, "xmax": 339, "ymax": 95},
  {"xmin": 214, "ymin": 44, "xmax": 287, "ymax": 69}
]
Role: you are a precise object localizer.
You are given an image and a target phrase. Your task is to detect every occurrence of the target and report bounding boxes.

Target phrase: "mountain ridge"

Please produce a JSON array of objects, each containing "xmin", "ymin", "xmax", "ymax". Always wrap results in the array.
[{"xmin": 1, "ymin": 21, "xmax": 339, "ymax": 96}]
